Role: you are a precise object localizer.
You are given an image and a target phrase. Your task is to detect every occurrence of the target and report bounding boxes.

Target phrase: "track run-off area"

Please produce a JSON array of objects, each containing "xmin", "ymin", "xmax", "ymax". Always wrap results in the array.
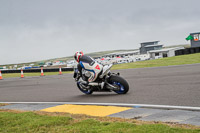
[{"xmin": 0, "ymin": 63, "xmax": 200, "ymax": 107}]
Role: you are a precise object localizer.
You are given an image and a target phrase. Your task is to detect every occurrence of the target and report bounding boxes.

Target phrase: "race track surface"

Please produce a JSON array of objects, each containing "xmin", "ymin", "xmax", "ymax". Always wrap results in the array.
[{"xmin": 0, "ymin": 64, "xmax": 200, "ymax": 107}]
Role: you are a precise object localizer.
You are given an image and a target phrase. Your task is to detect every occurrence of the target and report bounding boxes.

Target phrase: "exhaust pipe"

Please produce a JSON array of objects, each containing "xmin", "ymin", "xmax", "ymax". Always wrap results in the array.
[
  {"xmin": 88, "ymin": 82, "xmax": 99, "ymax": 86},
  {"xmin": 79, "ymin": 80, "xmax": 99, "ymax": 86},
  {"xmin": 79, "ymin": 80, "xmax": 105, "ymax": 88}
]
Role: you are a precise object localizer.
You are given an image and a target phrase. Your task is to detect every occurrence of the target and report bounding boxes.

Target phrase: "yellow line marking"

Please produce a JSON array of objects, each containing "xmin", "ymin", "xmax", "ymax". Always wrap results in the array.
[{"xmin": 41, "ymin": 104, "xmax": 132, "ymax": 117}]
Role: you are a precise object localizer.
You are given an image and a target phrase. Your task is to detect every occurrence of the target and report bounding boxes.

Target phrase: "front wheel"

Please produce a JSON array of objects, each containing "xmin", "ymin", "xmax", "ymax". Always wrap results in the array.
[
  {"xmin": 109, "ymin": 75, "xmax": 129, "ymax": 94},
  {"xmin": 77, "ymin": 82, "xmax": 93, "ymax": 95}
]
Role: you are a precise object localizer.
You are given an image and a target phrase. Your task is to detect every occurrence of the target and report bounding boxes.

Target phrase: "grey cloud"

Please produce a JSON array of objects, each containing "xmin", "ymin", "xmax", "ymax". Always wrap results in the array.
[{"xmin": 0, "ymin": 0, "xmax": 200, "ymax": 64}]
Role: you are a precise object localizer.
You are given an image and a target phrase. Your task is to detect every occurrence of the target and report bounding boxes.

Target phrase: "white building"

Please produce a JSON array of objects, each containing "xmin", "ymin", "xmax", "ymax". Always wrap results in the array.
[{"xmin": 148, "ymin": 47, "xmax": 185, "ymax": 59}]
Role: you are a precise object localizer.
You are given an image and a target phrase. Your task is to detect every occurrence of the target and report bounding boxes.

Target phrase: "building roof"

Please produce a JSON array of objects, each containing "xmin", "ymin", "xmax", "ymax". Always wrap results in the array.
[
  {"xmin": 144, "ymin": 44, "xmax": 163, "ymax": 48},
  {"xmin": 190, "ymin": 32, "xmax": 200, "ymax": 35},
  {"xmin": 148, "ymin": 47, "xmax": 185, "ymax": 53},
  {"xmin": 140, "ymin": 41, "xmax": 160, "ymax": 44},
  {"xmin": 104, "ymin": 50, "xmax": 139, "ymax": 56}
]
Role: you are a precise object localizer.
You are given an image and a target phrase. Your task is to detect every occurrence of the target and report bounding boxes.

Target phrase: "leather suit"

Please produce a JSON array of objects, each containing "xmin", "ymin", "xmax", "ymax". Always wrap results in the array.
[{"xmin": 77, "ymin": 55, "xmax": 103, "ymax": 82}]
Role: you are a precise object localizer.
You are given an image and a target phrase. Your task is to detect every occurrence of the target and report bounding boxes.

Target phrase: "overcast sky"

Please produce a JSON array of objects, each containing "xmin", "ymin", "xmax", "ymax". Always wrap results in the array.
[{"xmin": 0, "ymin": 0, "xmax": 200, "ymax": 65}]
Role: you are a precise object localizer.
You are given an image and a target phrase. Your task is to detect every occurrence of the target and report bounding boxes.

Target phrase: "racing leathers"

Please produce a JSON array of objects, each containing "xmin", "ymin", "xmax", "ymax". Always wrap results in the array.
[{"xmin": 76, "ymin": 55, "xmax": 103, "ymax": 83}]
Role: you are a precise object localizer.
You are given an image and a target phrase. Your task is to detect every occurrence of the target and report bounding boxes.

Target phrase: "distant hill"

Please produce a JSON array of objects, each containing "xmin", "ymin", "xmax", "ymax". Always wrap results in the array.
[
  {"xmin": 163, "ymin": 44, "xmax": 190, "ymax": 48},
  {"xmin": 0, "ymin": 49, "xmax": 137, "ymax": 67},
  {"xmin": 0, "ymin": 44, "xmax": 190, "ymax": 67}
]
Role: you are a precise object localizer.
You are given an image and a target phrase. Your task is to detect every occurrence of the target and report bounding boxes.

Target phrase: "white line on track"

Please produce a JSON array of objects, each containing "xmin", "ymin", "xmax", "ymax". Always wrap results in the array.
[{"xmin": 1, "ymin": 102, "xmax": 200, "ymax": 111}]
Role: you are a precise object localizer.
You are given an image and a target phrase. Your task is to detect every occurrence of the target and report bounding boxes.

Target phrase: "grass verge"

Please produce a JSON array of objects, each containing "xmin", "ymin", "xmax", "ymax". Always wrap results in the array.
[
  {"xmin": 0, "ymin": 110, "xmax": 199, "ymax": 133},
  {"xmin": 0, "ymin": 103, "xmax": 9, "ymax": 107},
  {"xmin": 1, "ymin": 53, "xmax": 200, "ymax": 78},
  {"xmin": 112, "ymin": 53, "xmax": 200, "ymax": 70},
  {"xmin": 1, "ymin": 71, "xmax": 73, "ymax": 78}
]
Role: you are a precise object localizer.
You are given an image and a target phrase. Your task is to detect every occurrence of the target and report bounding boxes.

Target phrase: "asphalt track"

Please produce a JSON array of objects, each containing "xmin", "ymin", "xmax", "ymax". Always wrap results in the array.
[{"xmin": 0, "ymin": 64, "xmax": 200, "ymax": 107}]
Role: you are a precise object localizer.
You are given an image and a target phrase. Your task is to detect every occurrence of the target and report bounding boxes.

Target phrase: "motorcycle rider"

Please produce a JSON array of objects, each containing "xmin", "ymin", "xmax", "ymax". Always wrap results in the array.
[{"xmin": 73, "ymin": 51, "xmax": 103, "ymax": 84}]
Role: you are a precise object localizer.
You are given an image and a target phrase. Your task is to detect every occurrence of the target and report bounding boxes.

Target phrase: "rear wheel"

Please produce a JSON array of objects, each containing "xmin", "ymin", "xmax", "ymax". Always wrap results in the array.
[
  {"xmin": 109, "ymin": 75, "xmax": 129, "ymax": 94},
  {"xmin": 77, "ymin": 82, "xmax": 93, "ymax": 95}
]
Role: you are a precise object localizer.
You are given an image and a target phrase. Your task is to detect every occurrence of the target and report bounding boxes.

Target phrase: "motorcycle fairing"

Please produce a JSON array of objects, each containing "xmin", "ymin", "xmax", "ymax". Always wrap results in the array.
[{"xmin": 79, "ymin": 61, "xmax": 103, "ymax": 82}]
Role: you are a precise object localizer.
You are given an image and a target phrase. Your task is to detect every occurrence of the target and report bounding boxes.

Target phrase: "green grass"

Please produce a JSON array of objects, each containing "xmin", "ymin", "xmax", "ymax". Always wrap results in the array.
[
  {"xmin": 0, "ymin": 44, "xmax": 189, "ymax": 67},
  {"xmin": 0, "ymin": 111, "xmax": 199, "ymax": 133},
  {"xmin": 0, "ymin": 103, "xmax": 8, "ymax": 107},
  {"xmin": 2, "ymin": 53, "xmax": 200, "ymax": 78},
  {"xmin": 112, "ymin": 53, "xmax": 200, "ymax": 70},
  {"xmin": 1, "ymin": 71, "xmax": 72, "ymax": 78}
]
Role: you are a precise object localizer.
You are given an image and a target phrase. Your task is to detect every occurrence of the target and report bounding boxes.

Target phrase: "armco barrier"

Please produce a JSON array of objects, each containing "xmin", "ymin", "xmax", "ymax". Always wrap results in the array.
[
  {"xmin": 175, "ymin": 47, "xmax": 200, "ymax": 56},
  {"xmin": 1, "ymin": 68, "xmax": 73, "ymax": 74}
]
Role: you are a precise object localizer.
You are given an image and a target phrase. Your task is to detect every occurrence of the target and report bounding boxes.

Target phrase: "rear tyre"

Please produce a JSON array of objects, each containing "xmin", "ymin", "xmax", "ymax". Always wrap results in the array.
[
  {"xmin": 77, "ymin": 82, "xmax": 93, "ymax": 95},
  {"xmin": 109, "ymin": 75, "xmax": 129, "ymax": 94}
]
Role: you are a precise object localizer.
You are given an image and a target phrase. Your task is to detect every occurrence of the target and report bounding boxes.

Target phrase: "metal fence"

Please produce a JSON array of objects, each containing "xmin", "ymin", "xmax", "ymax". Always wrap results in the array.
[
  {"xmin": 1, "ymin": 68, "xmax": 73, "ymax": 73},
  {"xmin": 175, "ymin": 47, "xmax": 200, "ymax": 56}
]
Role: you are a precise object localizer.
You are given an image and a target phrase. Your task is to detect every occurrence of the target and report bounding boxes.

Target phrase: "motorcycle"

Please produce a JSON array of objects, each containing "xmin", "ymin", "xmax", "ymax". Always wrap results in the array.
[{"xmin": 73, "ymin": 64, "xmax": 129, "ymax": 95}]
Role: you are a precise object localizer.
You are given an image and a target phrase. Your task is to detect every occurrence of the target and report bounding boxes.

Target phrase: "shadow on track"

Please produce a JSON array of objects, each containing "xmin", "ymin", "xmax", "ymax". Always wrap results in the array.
[{"xmin": 72, "ymin": 93, "xmax": 130, "ymax": 99}]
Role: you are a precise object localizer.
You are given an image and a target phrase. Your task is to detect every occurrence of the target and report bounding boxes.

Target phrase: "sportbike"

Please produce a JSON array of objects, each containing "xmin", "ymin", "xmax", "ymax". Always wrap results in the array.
[{"xmin": 74, "ymin": 64, "xmax": 129, "ymax": 95}]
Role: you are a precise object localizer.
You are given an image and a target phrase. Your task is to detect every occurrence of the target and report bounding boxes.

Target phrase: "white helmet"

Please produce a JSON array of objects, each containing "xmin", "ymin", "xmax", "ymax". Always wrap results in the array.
[{"xmin": 74, "ymin": 51, "xmax": 84, "ymax": 62}]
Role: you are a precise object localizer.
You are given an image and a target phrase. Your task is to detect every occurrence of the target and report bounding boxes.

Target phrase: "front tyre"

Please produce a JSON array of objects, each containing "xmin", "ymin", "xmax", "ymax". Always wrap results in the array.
[
  {"xmin": 109, "ymin": 75, "xmax": 129, "ymax": 94},
  {"xmin": 77, "ymin": 82, "xmax": 93, "ymax": 95}
]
